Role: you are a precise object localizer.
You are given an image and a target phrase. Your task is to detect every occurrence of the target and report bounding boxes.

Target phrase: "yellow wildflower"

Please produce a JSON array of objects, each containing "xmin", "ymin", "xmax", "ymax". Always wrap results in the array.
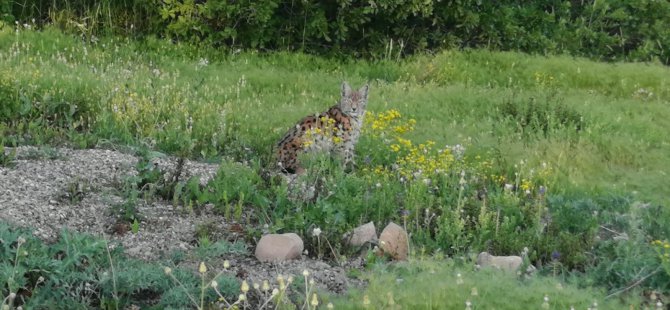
[
  {"xmin": 397, "ymin": 137, "xmax": 412, "ymax": 148},
  {"xmin": 303, "ymin": 140, "xmax": 314, "ymax": 147}
]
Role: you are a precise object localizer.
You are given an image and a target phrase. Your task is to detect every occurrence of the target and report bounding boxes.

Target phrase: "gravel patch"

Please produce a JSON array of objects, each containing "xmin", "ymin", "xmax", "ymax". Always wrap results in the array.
[{"xmin": 0, "ymin": 146, "xmax": 363, "ymax": 295}]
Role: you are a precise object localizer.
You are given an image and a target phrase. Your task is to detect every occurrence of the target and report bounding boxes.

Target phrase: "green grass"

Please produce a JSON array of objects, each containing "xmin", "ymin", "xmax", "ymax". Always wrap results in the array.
[
  {"xmin": 334, "ymin": 259, "xmax": 637, "ymax": 309},
  {"xmin": 2, "ymin": 26, "xmax": 670, "ymax": 308},
  {"xmin": 2, "ymin": 26, "xmax": 668, "ymax": 203}
]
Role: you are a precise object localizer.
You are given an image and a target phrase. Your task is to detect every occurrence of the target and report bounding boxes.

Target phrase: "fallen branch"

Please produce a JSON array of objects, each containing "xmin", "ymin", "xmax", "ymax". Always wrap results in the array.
[{"xmin": 605, "ymin": 267, "xmax": 661, "ymax": 299}]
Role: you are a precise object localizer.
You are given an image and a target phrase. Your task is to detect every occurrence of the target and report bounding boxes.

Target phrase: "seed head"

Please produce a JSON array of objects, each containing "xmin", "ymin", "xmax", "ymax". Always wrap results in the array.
[
  {"xmin": 362, "ymin": 294, "xmax": 370, "ymax": 306},
  {"xmin": 241, "ymin": 280, "xmax": 249, "ymax": 293},
  {"xmin": 310, "ymin": 293, "xmax": 319, "ymax": 307}
]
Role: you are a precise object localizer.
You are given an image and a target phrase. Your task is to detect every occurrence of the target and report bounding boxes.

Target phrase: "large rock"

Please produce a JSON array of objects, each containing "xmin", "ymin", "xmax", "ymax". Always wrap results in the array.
[
  {"xmin": 476, "ymin": 252, "xmax": 523, "ymax": 272},
  {"xmin": 378, "ymin": 222, "xmax": 408, "ymax": 261},
  {"xmin": 255, "ymin": 233, "xmax": 304, "ymax": 262},
  {"xmin": 343, "ymin": 222, "xmax": 377, "ymax": 247}
]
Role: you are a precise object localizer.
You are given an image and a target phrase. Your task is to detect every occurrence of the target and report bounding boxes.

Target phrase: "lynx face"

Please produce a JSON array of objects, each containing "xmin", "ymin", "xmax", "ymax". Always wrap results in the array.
[{"xmin": 339, "ymin": 83, "xmax": 369, "ymax": 119}]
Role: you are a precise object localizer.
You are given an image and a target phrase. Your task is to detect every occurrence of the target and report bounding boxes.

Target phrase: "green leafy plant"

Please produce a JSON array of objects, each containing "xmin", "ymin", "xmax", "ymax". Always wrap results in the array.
[
  {"xmin": 0, "ymin": 140, "xmax": 15, "ymax": 167},
  {"xmin": 110, "ymin": 184, "xmax": 142, "ymax": 224},
  {"xmin": 204, "ymin": 159, "xmax": 268, "ymax": 220},
  {"xmin": 130, "ymin": 219, "xmax": 140, "ymax": 234},
  {"xmin": 60, "ymin": 177, "xmax": 92, "ymax": 204}
]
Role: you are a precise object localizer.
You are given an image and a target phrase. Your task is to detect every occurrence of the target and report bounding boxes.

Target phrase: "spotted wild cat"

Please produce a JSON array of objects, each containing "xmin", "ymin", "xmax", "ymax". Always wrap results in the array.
[{"xmin": 276, "ymin": 82, "xmax": 369, "ymax": 174}]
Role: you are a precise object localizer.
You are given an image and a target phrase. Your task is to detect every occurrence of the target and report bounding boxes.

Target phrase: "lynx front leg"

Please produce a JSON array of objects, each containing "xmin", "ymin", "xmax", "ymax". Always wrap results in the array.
[{"xmin": 341, "ymin": 145, "xmax": 357, "ymax": 172}]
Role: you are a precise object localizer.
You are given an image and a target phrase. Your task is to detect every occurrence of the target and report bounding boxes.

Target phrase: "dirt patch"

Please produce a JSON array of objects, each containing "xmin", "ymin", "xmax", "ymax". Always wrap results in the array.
[{"xmin": 0, "ymin": 146, "xmax": 364, "ymax": 295}]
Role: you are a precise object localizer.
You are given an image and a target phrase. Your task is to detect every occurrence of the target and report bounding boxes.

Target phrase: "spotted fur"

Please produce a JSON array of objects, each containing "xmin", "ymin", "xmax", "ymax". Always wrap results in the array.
[{"xmin": 276, "ymin": 82, "xmax": 369, "ymax": 174}]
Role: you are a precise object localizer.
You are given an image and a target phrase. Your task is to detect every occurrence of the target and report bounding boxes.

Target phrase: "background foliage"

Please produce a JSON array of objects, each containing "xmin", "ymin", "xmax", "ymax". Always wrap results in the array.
[{"xmin": 3, "ymin": 0, "xmax": 670, "ymax": 63}]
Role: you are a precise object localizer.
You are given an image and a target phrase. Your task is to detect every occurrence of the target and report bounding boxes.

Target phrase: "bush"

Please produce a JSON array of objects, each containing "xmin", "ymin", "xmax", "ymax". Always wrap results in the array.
[{"xmin": 10, "ymin": 0, "xmax": 670, "ymax": 63}]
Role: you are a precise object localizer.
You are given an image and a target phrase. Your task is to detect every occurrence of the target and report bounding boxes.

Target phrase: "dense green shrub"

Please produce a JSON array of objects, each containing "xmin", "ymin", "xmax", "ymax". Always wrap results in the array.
[
  {"xmin": 7, "ymin": 0, "xmax": 670, "ymax": 63},
  {"xmin": 0, "ymin": 1, "xmax": 11, "ymax": 23}
]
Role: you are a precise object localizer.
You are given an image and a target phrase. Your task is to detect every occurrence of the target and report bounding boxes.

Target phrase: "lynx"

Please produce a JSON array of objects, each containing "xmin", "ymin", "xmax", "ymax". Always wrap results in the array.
[{"xmin": 276, "ymin": 82, "xmax": 369, "ymax": 174}]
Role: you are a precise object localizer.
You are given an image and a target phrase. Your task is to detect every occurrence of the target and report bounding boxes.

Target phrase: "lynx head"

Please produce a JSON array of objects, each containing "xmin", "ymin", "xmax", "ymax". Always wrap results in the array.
[{"xmin": 339, "ymin": 81, "xmax": 369, "ymax": 118}]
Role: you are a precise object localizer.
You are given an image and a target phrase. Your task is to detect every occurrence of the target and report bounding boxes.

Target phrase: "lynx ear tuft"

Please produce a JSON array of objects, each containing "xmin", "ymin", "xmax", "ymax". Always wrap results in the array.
[
  {"xmin": 359, "ymin": 84, "xmax": 369, "ymax": 98},
  {"xmin": 341, "ymin": 81, "xmax": 352, "ymax": 97}
]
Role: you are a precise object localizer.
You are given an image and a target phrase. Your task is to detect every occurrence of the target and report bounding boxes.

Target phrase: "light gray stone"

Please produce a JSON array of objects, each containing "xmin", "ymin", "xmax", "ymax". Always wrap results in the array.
[
  {"xmin": 476, "ymin": 252, "xmax": 523, "ymax": 272},
  {"xmin": 255, "ymin": 233, "xmax": 304, "ymax": 262},
  {"xmin": 343, "ymin": 221, "xmax": 377, "ymax": 247}
]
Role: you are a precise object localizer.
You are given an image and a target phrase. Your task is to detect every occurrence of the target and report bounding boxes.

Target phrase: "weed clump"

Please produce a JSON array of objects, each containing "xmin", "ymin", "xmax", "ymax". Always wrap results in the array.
[{"xmin": 499, "ymin": 94, "xmax": 585, "ymax": 140}]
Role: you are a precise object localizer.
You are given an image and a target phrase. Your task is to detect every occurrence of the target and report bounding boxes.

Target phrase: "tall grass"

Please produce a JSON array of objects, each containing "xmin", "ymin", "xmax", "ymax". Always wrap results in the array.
[{"xmin": 2, "ymin": 25, "xmax": 668, "ymax": 203}]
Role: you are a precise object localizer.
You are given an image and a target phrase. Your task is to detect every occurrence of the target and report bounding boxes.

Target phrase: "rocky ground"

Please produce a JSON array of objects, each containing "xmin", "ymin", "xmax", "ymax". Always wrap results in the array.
[{"xmin": 0, "ymin": 146, "xmax": 363, "ymax": 295}]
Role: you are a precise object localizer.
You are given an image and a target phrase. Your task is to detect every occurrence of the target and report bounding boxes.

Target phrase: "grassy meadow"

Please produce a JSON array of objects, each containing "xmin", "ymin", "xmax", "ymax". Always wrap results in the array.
[
  {"xmin": 2, "ymin": 26, "xmax": 668, "ymax": 201},
  {"xmin": 1, "ymin": 24, "xmax": 670, "ymax": 309}
]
